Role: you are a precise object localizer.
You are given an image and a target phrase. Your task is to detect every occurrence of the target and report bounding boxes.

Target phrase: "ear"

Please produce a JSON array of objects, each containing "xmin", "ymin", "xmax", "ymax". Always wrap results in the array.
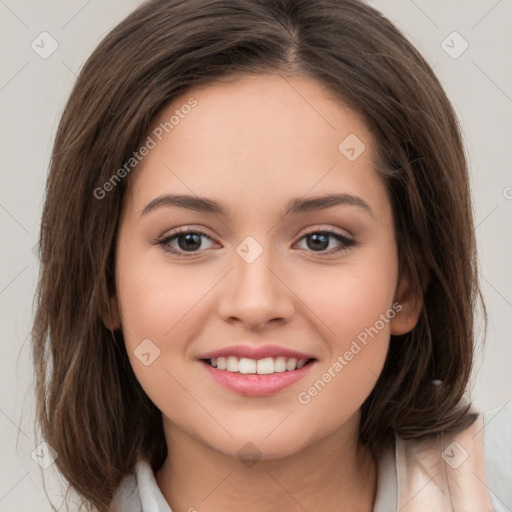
[
  {"xmin": 102, "ymin": 295, "xmax": 122, "ymax": 331},
  {"xmin": 390, "ymin": 270, "xmax": 423, "ymax": 336}
]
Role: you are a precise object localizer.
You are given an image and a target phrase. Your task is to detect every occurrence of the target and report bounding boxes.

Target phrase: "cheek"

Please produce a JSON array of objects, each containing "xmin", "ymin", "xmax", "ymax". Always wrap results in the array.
[
  {"xmin": 114, "ymin": 247, "xmax": 216, "ymax": 391},
  {"xmin": 117, "ymin": 253, "xmax": 211, "ymax": 345},
  {"xmin": 296, "ymin": 286, "xmax": 393, "ymax": 421},
  {"xmin": 307, "ymin": 247, "xmax": 398, "ymax": 348},
  {"xmin": 297, "ymin": 249, "xmax": 397, "ymax": 408}
]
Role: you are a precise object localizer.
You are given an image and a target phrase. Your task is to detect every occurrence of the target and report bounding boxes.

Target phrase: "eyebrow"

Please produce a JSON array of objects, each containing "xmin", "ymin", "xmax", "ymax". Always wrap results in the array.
[{"xmin": 139, "ymin": 193, "xmax": 374, "ymax": 219}]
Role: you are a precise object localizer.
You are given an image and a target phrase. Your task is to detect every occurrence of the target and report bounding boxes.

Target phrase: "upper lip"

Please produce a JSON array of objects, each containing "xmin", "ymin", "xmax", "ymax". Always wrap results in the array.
[{"xmin": 197, "ymin": 344, "xmax": 316, "ymax": 361}]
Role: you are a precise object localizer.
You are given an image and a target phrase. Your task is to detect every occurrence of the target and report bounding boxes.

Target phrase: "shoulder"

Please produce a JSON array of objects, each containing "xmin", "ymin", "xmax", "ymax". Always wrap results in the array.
[
  {"xmin": 394, "ymin": 402, "xmax": 512, "ymax": 512},
  {"xmin": 482, "ymin": 401, "xmax": 512, "ymax": 512}
]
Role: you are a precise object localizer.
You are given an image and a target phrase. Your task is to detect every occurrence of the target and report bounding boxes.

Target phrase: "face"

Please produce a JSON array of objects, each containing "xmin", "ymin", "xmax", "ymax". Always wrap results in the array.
[{"xmin": 107, "ymin": 73, "xmax": 419, "ymax": 460}]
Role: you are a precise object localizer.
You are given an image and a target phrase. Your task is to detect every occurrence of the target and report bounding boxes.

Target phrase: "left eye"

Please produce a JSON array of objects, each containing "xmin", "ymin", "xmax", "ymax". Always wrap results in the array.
[
  {"xmin": 295, "ymin": 230, "xmax": 356, "ymax": 253},
  {"xmin": 157, "ymin": 228, "xmax": 355, "ymax": 256}
]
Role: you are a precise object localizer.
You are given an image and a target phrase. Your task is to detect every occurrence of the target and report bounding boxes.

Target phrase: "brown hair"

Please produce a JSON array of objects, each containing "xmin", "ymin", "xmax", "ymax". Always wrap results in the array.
[{"xmin": 31, "ymin": 0, "xmax": 485, "ymax": 510}]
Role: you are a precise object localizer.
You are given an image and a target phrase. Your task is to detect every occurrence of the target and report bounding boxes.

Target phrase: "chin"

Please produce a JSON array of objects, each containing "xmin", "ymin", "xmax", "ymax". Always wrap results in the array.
[{"xmin": 200, "ymin": 427, "xmax": 318, "ymax": 464}]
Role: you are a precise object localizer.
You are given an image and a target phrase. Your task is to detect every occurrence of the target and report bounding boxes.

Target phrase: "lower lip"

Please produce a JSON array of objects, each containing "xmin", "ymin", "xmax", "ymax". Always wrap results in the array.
[{"xmin": 200, "ymin": 360, "xmax": 316, "ymax": 396}]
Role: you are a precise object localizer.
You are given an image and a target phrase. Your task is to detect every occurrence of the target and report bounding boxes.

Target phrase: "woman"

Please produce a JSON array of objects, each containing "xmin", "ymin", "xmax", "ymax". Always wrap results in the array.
[{"xmin": 31, "ymin": 1, "xmax": 511, "ymax": 510}]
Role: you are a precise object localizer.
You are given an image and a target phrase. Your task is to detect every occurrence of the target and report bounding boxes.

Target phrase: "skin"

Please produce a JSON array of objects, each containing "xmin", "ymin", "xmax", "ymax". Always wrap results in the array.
[{"xmin": 105, "ymin": 73, "xmax": 421, "ymax": 512}]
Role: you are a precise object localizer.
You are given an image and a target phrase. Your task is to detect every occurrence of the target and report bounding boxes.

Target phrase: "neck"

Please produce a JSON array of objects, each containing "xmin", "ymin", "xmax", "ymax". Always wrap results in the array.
[{"xmin": 155, "ymin": 417, "xmax": 377, "ymax": 512}]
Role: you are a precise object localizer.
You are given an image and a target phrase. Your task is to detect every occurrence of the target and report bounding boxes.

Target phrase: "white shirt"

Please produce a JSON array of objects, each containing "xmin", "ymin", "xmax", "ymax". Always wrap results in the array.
[{"xmin": 110, "ymin": 402, "xmax": 512, "ymax": 511}]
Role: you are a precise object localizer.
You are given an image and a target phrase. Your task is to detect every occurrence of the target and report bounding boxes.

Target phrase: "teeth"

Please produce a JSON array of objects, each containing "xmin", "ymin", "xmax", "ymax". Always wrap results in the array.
[
  {"xmin": 239, "ymin": 357, "xmax": 257, "ymax": 374},
  {"xmin": 257, "ymin": 357, "xmax": 276, "ymax": 374},
  {"xmin": 273, "ymin": 356, "xmax": 287, "ymax": 372},
  {"xmin": 226, "ymin": 356, "xmax": 238, "ymax": 372},
  {"xmin": 208, "ymin": 356, "xmax": 310, "ymax": 374},
  {"xmin": 286, "ymin": 358, "xmax": 297, "ymax": 371}
]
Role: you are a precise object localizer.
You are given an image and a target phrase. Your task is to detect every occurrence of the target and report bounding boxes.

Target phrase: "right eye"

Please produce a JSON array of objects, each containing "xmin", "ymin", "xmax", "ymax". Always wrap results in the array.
[{"xmin": 157, "ymin": 227, "xmax": 218, "ymax": 256}]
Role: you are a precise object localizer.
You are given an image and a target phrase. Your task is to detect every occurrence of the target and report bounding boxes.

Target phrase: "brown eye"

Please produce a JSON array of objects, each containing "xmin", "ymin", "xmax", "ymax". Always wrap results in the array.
[
  {"xmin": 158, "ymin": 228, "xmax": 216, "ymax": 256},
  {"xmin": 296, "ymin": 230, "xmax": 356, "ymax": 254}
]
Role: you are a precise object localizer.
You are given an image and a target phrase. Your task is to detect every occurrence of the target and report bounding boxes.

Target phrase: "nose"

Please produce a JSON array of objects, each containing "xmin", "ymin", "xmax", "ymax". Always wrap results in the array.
[{"xmin": 217, "ymin": 242, "xmax": 295, "ymax": 330}]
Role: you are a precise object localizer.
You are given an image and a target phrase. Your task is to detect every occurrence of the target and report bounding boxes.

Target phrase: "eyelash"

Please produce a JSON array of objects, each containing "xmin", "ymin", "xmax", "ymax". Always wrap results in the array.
[{"xmin": 157, "ymin": 227, "xmax": 357, "ymax": 257}]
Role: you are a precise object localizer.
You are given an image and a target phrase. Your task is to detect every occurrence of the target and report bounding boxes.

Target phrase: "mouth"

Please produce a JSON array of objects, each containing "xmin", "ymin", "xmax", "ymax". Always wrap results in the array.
[
  {"xmin": 199, "ymin": 356, "xmax": 317, "ymax": 396},
  {"xmin": 202, "ymin": 356, "xmax": 316, "ymax": 374}
]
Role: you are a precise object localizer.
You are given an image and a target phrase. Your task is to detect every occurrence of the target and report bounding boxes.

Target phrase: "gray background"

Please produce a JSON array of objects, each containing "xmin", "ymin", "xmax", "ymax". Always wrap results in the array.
[{"xmin": 1, "ymin": 0, "xmax": 511, "ymax": 510}]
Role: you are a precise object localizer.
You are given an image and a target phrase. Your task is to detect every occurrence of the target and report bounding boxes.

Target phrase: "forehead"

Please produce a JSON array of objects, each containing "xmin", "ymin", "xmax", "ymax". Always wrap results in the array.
[
  {"xmin": 150, "ymin": 73, "xmax": 372, "ymax": 160},
  {"xmin": 124, "ymin": 73, "xmax": 388, "ymax": 219}
]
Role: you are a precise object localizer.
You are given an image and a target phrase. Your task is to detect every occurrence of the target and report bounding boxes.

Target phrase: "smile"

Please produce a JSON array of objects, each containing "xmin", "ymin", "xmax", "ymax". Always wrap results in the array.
[
  {"xmin": 206, "ymin": 356, "xmax": 311, "ymax": 373},
  {"xmin": 200, "ymin": 357, "xmax": 317, "ymax": 396}
]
